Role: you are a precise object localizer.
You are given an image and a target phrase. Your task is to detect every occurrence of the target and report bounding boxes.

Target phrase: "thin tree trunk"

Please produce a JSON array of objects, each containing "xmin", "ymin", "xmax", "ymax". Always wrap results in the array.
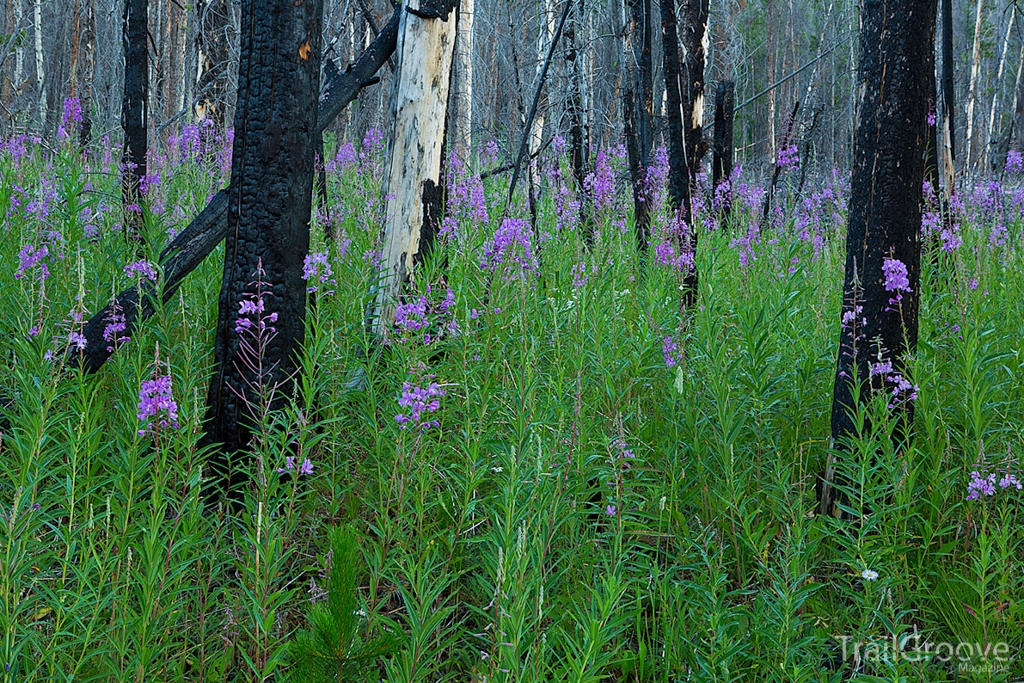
[
  {"xmin": 820, "ymin": 0, "xmax": 936, "ymax": 518},
  {"xmin": 986, "ymin": 11, "xmax": 1014, "ymax": 174},
  {"xmin": 765, "ymin": 0, "xmax": 775, "ymax": 161},
  {"xmin": 122, "ymin": 0, "xmax": 148, "ymax": 240},
  {"xmin": 455, "ymin": 0, "xmax": 473, "ymax": 162},
  {"xmin": 940, "ymin": 0, "xmax": 955, "ymax": 196},
  {"xmin": 712, "ymin": 80, "xmax": 734, "ymax": 215},
  {"xmin": 964, "ymin": 0, "xmax": 984, "ymax": 171},
  {"xmin": 678, "ymin": 0, "xmax": 708, "ymax": 304},
  {"xmin": 32, "ymin": 0, "xmax": 43, "ymax": 129},
  {"xmin": 202, "ymin": 0, "xmax": 323, "ymax": 495},
  {"xmin": 1010, "ymin": 44, "xmax": 1024, "ymax": 152},
  {"xmin": 195, "ymin": 0, "xmax": 230, "ymax": 127},
  {"xmin": 624, "ymin": 0, "xmax": 652, "ymax": 253},
  {"xmin": 567, "ymin": 0, "xmax": 587, "ymax": 198},
  {"xmin": 372, "ymin": 0, "xmax": 457, "ymax": 338}
]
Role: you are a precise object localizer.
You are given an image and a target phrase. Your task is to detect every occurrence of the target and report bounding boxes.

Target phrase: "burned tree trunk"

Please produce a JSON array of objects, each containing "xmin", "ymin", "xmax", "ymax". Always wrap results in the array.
[
  {"xmin": 624, "ymin": 0, "xmax": 653, "ymax": 253},
  {"xmin": 195, "ymin": 0, "xmax": 231, "ymax": 126},
  {"xmin": 201, "ymin": 0, "xmax": 322, "ymax": 494},
  {"xmin": 122, "ymin": 0, "xmax": 148, "ymax": 239},
  {"xmin": 819, "ymin": 0, "xmax": 936, "ymax": 517},
  {"xmin": 712, "ymin": 80, "xmax": 734, "ymax": 217},
  {"xmin": 566, "ymin": 0, "xmax": 587, "ymax": 200},
  {"xmin": 372, "ymin": 0, "xmax": 458, "ymax": 338},
  {"xmin": 660, "ymin": 0, "xmax": 707, "ymax": 305},
  {"xmin": 939, "ymin": 0, "xmax": 955, "ymax": 195},
  {"xmin": 71, "ymin": 9, "xmax": 400, "ymax": 375}
]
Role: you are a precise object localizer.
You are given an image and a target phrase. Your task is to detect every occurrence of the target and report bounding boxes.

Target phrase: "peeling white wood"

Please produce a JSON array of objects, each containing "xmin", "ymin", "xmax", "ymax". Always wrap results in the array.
[
  {"xmin": 455, "ymin": 0, "xmax": 473, "ymax": 161},
  {"xmin": 373, "ymin": 0, "xmax": 457, "ymax": 338}
]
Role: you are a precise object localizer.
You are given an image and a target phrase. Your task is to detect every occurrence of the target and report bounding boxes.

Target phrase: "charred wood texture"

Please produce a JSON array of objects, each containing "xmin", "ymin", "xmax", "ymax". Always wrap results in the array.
[
  {"xmin": 939, "ymin": 0, "xmax": 955, "ymax": 195},
  {"xmin": 625, "ymin": 0, "xmax": 653, "ymax": 253},
  {"xmin": 121, "ymin": 0, "xmax": 148, "ymax": 239},
  {"xmin": 820, "ymin": 0, "xmax": 936, "ymax": 517},
  {"xmin": 712, "ymin": 80, "xmax": 734, "ymax": 216},
  {"xmin": 202, "ymin": 0, "xmax": 324, "ymax": 493},
  {"xmin": 660, "ymin": 0, "xmax": 707, "ymax": 305},
  {"xmin": 71, "ymin": 6, "xmax": 401, "ymax": 375}
]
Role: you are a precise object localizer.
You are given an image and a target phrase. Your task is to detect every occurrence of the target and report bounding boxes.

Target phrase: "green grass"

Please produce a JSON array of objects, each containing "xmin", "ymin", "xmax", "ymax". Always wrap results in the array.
[{"xmin": 0, "ymin": 132, "xmax": 1022, "ymax": 682}]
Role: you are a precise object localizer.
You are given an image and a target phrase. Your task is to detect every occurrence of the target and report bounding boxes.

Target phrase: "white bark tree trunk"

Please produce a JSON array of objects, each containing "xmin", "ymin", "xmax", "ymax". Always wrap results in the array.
[
  {"xmin": 373, "ymin": 0, "xmax": 457, "ymax": 338},
  {"xmin": 455, "ymin": 0, "xmax": 473, "ymax": 162},
  {"xmin": 964, "ymin": 0, "xmax": 985, "ymax": 170},
  {"xmin": 529, "ymin": 0, "xmax": 553, "ymax": 157},
  {"xmin": 986, "ymin": 11, "xmax": 1014, "ymax": 171},
  {"xmin": 33, "ymin": 0, "xmax": 44, "ymax": 128}
]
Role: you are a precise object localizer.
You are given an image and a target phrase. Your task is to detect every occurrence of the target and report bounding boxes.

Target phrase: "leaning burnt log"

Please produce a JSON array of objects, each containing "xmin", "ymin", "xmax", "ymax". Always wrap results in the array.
[{"xmin": 70, "ymin": 6, "xmax": 401, "ymax": 374}]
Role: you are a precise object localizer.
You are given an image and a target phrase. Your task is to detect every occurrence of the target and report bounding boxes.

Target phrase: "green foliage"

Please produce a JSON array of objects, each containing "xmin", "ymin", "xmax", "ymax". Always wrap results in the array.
[
  {"xmin": 0, "ymin": 133, "xmax": 1022, "ymax": 682},
  {"xmin": 288, "ymin": 526, "xmax": 398, "ymax": 682}
]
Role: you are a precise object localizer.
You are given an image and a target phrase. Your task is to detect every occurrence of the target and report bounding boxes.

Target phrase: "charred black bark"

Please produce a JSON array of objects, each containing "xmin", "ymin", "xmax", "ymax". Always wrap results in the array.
[
  {"xmin": 201, "ymin": 0, "xmax": 323, "ymax": 496},
  {"xmin": 625, "ymin": 0, "xmax": 653, "ymax": 254},
  {"xmin": 70, "ymin": 9, "xmax": 400, "ymax": 374},
  {"xmin": 660, "ymin": 0, "xmax": 706, "ymax": 305},
  {"xmin": 820, "ymin": 0, "xmax": 936, "ymax": 517},
  {"xmin": 712, "ymin": 80, "xmax": 734, "ymax": 217},
  {"xmin": 121, "ymin": 0, "xmax": 148, "ymax": 240},
  {"xmin": 940, "ymin": 0, "xmax": 955, "ymax": 190},
  {"xmin": 564, "ymin": 0, "xmax": 588, "ymax": 207},
  {"xmin": 195, "ymin": 0, "xmax": 232, "ymax": 127}
]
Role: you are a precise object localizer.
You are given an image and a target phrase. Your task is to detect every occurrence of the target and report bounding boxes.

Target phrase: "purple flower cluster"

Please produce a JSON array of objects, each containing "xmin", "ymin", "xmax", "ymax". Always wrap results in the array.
[
  {"xmin": 1006, "ymin": 150, "xmax": 1023, "ymax": 174},
  {"xmin": 572, "ymin": 261, "xmax": 590, "ymax": 289},
  {"xmin": 882, "ymin": 257, "xmax": 911, "ymax": 308},
  {"xmin": 662, "ymin": 335, "xmax": 681, "ymax": 368},
  {"xmin": 585, "ymin": 149, "xmax": 617, "ymax": 212},
  {"xmin": 480, "ymin": 218, "xmax": 538, "ymax": 277},
  {"xmin": 236, "ymin": 296, "xmax": 278, "ymax": 336},
  {"xmin": 653, "ymin": 211, "xmax": 696, "ymax": 275},
  {"xmin": 137, "ymin": 373, "xmax": 180, "ymax": 435},
  {"xmin": 777, "ymin": 144, "xmax": 799, "ymax": 171},
  {"xmin": 103, "ymin": 300, "xmax": 130, "ymax": 353},
  {"xmin": 394, "ymin": 287, "xmax": 457, "ymax": 345},
  {"xmin": 395, "ymin": 380, "xmax": 445, "ymax": 431},
  {"xmin": 15, "ymin": 244, "xmax": 50, "ymax": 283},
  {"xmin": 967, "ymin": 470, "xmax": 1022, "ymax": 500},
  {"xmin": 57, "ymin": 98, "xmax": 83, "ymax": 142},
  {"xmin": 277, "ymin": 456, "xmax": 314, "ymax": 476},
  {"xmin": 124, "ymin": 260, "xmax": 157, "ymax": 282},
  {"xmin": 302, "ymin": 251, "xmax": 336, "ymax": 294}
]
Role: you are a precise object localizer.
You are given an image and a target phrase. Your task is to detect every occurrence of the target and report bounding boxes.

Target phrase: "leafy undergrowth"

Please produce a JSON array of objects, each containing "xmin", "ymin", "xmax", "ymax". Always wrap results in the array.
[{"xmin": 1, "ymin": 123, "xmax": 1023, "ymax": 682}]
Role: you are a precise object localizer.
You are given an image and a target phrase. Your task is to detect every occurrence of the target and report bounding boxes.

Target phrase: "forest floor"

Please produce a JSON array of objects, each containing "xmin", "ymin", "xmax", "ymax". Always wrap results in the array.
[{"xmin": 2, "ymin": 128, "xmax": 1023, "ymax": 682}]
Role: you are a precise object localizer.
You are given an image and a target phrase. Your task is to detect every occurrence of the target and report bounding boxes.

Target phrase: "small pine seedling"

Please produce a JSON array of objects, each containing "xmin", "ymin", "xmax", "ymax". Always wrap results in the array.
[{"xmin": 289, "ymin": 525, "xmax": 398, "ymax": 682}]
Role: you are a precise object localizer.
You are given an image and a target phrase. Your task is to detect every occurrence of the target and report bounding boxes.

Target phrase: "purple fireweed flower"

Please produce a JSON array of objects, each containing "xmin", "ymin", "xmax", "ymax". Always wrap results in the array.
[
  {"xmin": 882, "ymin": 258, "xmax": 911, "ymax": 293},
  {"xmin": 1006, "ymin": 150, "xmax": 1023, "ymax": 174},
  {"xmin": 480, "ymin": 217, "xmax": 538, "ymax": 277},
  {"xmin": 137, "ymin": 373, "xmax": 180, "ymax": 435},
  {"xmin": 302, "ymin": 251, "xmax": 336, "ymax": 294},
  {"xmin": 998, "ymin": 473, "xmax": 1022, "ymax": 490},
  {"xmin": 395, "ymin": 296, "xmax": 429, "ymax": 332},
  {"xmin": 124, "ymin": 260, "xmax": 157, "ymax": 282},
  {"xmin": 966, "ymin": 471, "xmax": 997, "ymax": 500},
  {"xmin": 605, "ymin": 504, "xmax": 616, "ymax": 516},
  {"xmin": 57, "ymin": 98, "xmax": 83, "ymax": 141},
  {"xmin": 68, "ymin": 331, "xmax": 87, "ymax": 351},
  {"xmin": 15, "ymin": 244, "xmax": 49, "ymax": 283},
  {"xmin": 663, "ymin": 335, "xmax": 681, "ymax": 369},
  {"xmin": 278, "ymin": 456, "xmax": 314, "ymax": 475},
  {"xmin": 777, "ymin": 144, "xmax": 799, "ymax": 171},
  {"xmin": 395, "ymin": 380, "xmax": 445, "ymax": 431},
  {"xmin": 940, "ymin": 225, "xmax": 962, "ymax": 252},
  {"xmin": 572, "ymin": 261, "xmax": 589, "ymax": 289}
]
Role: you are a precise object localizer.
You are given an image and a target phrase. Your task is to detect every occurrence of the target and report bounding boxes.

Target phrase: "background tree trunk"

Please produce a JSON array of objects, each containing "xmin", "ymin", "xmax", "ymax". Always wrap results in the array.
[
  {"xmin": 195, "ymin": 0, "xmax": 231, "ymax": 126},
  {"xmin": 372, "ymin": 0, "xmax": 458, "ymax": 338},
  {"xmin": 940, "ymin": 0, "xmax": 954, "ymax": 196},
  {"xmin": 985, "ymin": 11, "xmax": 1014, "ymax": 174},
  {"xmin": 202, "ymin": 0, "xmax": 323, "ymax": 495},
  {"xmin": 624, "ymin": 0, "xmax": 652, "ymax": 253},
  {"xmin": 964, "ymin": 0, "xmax": 983, "ymax": 172},
  {"xmin": 820, "ymin": 0, "xmax": 936, "ymax": 517},
  {"xmin": 121, "ymin": 0, "xmax": 147, "ymax": 238},
  {"xmin": 454, "ymin": 0, "xmax": 473, "ymax": 162},
  {"xmin": 713, "ymin": 79, "xmax": 734, "ymax": 214}
]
